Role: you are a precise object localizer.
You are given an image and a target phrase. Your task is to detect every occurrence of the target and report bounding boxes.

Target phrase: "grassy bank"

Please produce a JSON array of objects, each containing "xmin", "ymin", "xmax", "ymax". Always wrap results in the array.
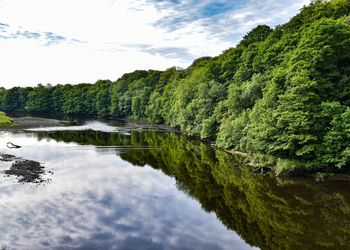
[{"xmin": 0, "ymin": 111, "xmax": 14, "ymax": 127}]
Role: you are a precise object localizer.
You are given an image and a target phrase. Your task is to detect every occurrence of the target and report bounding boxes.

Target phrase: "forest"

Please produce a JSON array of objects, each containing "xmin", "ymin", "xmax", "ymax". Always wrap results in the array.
[{"xmin": 1, "ymin": 0, "xmax": 349, "ymax": 174}]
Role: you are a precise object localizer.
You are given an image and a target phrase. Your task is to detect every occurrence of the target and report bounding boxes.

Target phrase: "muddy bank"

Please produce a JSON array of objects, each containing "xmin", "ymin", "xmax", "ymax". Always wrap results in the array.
[
  {"xmin": 115, "ymin": 118, "xmax": 179, "ymax": 133},
  {"xmin": 11, "ymin": 116, "xmax": 68, "ymax": 129},
  {"xmin": 2, "ymin": 114, "xmax": 178, "ymax": 133}
]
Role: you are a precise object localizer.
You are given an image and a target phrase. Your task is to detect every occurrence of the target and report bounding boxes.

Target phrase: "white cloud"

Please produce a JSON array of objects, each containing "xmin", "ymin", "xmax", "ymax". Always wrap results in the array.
[{"xmin": 0, "ymin": 0, "xmax": 310, "ymax": 87}]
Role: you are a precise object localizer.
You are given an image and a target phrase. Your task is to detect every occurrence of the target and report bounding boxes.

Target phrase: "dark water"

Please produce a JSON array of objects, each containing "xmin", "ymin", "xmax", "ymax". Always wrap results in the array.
[{"xmin": 0, "ymin": 120, "xmax": 350, "ymax": 250}]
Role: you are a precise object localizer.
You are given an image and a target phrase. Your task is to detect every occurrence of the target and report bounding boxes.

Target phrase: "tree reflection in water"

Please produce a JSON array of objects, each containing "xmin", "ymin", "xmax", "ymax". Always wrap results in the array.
[{"xmin": 37, "ymin": 130, "xmax": 350, "ymax": 250}]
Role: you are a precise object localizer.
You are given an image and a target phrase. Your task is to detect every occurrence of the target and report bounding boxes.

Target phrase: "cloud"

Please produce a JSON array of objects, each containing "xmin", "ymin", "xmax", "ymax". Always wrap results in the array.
[
  {"xmin": 0, "ymin": 22, "xmax": 82, "ymax": 46},
  {"xmin": 148, "ymin": 0, "xmax": 246, "ymax": 30},
  {"xmin": 0, "ymin": 0, "xmax": 310, "ymax": 87},
  {"xmin": 148, "ymin": 0, "xmax": 310, "ymax": 42},
  {"xmin": 126, "ymin": 43, "xmax": 195, "ymax": 62},
  {"xmin": 43, "ymin": 32, "xmax": 66, "ymax": 46},
  {"xmin": 0, "ymin": 22, "xmax": 9, "ymax": 28}
]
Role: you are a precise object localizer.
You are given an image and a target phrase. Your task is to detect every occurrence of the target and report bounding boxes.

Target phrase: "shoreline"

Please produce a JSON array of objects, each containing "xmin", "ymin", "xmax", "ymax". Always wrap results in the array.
[{"xmin": 1, "ymin": 113, "xmax": 349, "ymax": 180}]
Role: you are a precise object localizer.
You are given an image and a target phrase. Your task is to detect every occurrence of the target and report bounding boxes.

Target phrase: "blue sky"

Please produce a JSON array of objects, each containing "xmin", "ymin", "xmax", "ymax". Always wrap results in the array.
[{"xmin": 0, "ymin": 0, "xmax": 310, "ymax": 87}]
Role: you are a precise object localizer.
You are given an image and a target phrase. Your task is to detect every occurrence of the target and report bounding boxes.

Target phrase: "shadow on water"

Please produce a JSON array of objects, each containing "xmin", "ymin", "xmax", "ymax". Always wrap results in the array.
[{"xmin": 36, "ymin": 129, "xmax": 350, "ymax": 250}]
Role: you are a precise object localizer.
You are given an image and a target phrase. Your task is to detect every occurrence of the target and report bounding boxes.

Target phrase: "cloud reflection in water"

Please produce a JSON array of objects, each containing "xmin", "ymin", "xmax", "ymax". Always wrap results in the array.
[{"xmin": 0, "ymin": 131, "xmax": 255, "ymax": 250}]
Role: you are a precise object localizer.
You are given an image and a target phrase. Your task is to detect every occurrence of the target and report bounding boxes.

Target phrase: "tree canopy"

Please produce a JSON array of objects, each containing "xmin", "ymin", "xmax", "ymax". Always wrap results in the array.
[{"xmin": 1, "ymin": 0, "xmax": 349, "ymax": 173}]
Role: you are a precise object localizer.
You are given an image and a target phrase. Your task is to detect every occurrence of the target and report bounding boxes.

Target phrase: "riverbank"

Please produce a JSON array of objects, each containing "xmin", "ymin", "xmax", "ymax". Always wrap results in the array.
[
  {"xmin": 2, "ymin": 113, "xmax": 180, "ymax": 132},
  {"xmin": 1, "ymin": 113, "xmax": 349, "ymax": 179},
  {"xmin": 0, "ymin": 111, "xmax": 14, "ymax": 127}
]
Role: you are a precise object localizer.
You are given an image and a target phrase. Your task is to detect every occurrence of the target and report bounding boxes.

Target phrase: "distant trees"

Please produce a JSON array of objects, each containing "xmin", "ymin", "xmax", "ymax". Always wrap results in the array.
[
  {"xmin": 96, "ymin": 80, "xmax": 112, "ymax": 117},
  {"xmin": 1, "ymin": 87, "xmax": 31, "ymax": 111},
  {"xmin": 1, "ymin": 0, "xmax": 349, "ymax": 171},
  {"xmin": 26, "ymin": 84, "xmax": 53, "ymax": 112}
]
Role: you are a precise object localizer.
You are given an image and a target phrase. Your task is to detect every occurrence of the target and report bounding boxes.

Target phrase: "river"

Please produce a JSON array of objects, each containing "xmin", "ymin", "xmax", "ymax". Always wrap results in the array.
[{"xmin": 0, "ymin": 117, "xmax": 349, "ymax": 250}]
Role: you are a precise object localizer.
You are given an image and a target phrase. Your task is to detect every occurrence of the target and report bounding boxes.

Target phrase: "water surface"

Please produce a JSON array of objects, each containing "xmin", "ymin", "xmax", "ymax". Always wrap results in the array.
[{"xmin": 0, "ymin": 119, "xmax": 350, "ymax": 250}]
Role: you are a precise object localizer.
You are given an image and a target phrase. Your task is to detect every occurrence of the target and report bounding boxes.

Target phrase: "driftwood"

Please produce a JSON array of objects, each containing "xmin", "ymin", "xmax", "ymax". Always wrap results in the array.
[{"xmin": 6, "ymin": 142, "xmax": 21, "ymax": 149}]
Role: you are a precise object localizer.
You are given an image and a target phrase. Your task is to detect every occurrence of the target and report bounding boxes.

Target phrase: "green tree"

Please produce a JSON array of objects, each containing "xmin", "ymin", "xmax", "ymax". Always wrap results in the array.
[{"xmin": 26, "ymin": 84, "xmax": 53, "ymax": 112}]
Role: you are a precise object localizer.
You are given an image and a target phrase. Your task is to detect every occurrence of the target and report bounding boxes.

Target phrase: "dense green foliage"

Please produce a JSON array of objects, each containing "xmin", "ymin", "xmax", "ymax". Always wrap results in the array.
[
  {"xmin": 37, "ymin": 129, "xmax": 350, "ymax": 249},
  {"xmin": 1, "ymin": 0, "xmax": 350, "ymax": 172}
]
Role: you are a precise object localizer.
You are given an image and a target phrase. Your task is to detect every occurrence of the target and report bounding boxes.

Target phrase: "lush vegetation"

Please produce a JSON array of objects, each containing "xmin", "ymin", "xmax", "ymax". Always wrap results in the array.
[
  {"xmin": 0, "ymin": 111, "xmax": 14, "ymax": 127},
  {"xmin": 1, "ymin": 0, "xmax": 350, "ymax": 173},
  {"xmin": 37, "ymin": 129, "xmax": 350, "ymax": 250}
]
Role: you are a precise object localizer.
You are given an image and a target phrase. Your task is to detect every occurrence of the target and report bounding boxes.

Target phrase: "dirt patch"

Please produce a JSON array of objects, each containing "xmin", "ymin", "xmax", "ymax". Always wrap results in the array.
[
  {"xmin": 0, "ymin": 153, "xmax": 50, "ymax": 184},
  {"xmin": 10, "ymin": 117, "xmax": 68, "ymax": 129},
  {"xmin": 115, "ymin": 119, "xmax": 179, "ymax": 134}
]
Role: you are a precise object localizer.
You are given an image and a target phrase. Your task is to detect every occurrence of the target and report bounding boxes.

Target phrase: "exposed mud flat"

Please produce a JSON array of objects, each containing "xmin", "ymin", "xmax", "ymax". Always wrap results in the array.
[
  {"xmin": 116, "ymin": 119, "xmax": 179, "ymax": 133},
  {"xmin": 12, "ymin": 116, "xmax": 68, "ymax": 129}
]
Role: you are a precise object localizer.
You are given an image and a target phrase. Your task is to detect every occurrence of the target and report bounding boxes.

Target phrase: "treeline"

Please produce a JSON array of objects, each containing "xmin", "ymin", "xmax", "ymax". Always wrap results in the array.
[{"xmin": 1, "ymin": 0, "xmax": 350, "ymax": 172}]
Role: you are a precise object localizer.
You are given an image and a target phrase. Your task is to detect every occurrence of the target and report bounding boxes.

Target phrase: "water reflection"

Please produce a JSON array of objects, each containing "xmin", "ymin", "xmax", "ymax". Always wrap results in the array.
[
  {"xmin": 36, "ymin": 129, "xmax": 350, "ymax": 250},
  {"xmin": 0, "ymin": 130, "xmax": 254, "ymax": 250}
]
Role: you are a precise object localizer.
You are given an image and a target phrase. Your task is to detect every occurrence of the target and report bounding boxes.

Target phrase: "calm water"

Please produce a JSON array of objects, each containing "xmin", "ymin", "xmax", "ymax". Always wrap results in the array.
[{"xmin": 0, "ymin": 119, "xmax": 350, "ymax": 250}]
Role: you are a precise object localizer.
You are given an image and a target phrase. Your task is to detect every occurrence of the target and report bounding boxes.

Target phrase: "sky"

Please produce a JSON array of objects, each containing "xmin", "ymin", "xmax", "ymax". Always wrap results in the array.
[{"xmin": 0, "ymin": 0, "xmax": 310, "ymax": 88}]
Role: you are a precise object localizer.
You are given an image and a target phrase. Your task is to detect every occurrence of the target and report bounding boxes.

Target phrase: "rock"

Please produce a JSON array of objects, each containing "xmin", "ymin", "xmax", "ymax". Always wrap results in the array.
[
  {"xmin": 3, "ymin": 159, "xmax": 46, "ymax": 183},
  {"xmin": 0, "ymin": 153, "xmax": 17, "ymax": 162}
]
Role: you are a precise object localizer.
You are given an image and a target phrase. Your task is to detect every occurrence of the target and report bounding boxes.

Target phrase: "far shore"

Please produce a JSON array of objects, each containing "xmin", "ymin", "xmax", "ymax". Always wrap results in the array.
[{"xmin": 1, "ymin": 113, "xmax": 350, "ymax": 181}]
